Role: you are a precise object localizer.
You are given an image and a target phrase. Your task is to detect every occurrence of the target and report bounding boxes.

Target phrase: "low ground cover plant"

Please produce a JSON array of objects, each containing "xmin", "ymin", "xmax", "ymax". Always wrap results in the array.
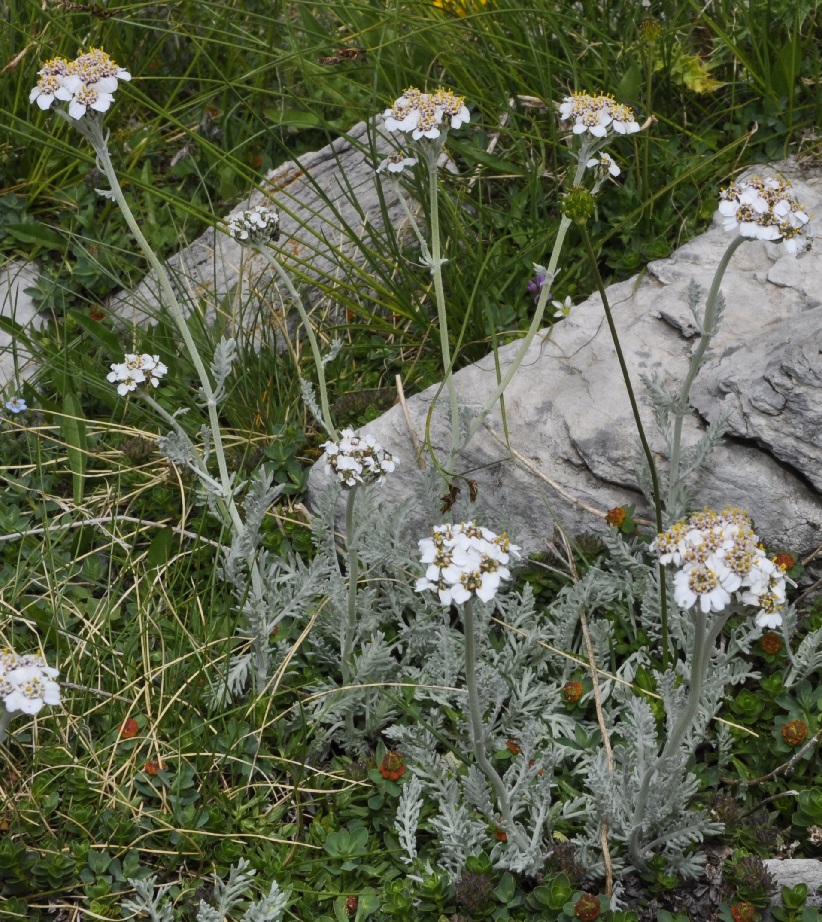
[{"xmin": 2, "ymin": 2, "xmax": 822, "ymax": 921}]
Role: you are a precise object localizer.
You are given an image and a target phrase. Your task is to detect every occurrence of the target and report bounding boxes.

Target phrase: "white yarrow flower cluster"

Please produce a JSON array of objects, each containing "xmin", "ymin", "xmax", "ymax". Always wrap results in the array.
[
  {"xmin": 321, "ymin": 428, "xmax": 398, "ymax": 488},
  {"xmin": 376, "ymin": 151, "xmax": 419, "ymax": 175},
  {"xmin": 416, "ymin": 522, "xmax": 521, "ymax": 605},
  {"xmin": 383, "ymin": 87, "xmax": 470, "ymax": 141},
  {"xmin": 586, "ymin": 151, "xmax": 621, "ymax": 178},
  {"xmin": 719, "ymin": 175, "xmax": 811, "ymax": 253},
  {"xmin": 651, "ymin": 507, "xmax": 791, "ymax": 628},
  {"xmin": 30, "ymin": 48, "xmax": 130, "ymax": 121},
  {"xmin": 0, "ymin": 647, "xmax": 61, "ymax": 716},
  {"xmin": 558, "ymin": 92, "xmax": 640, "ymax": 138},
  {"xmin": 107, "ymin": 353, "xmax": 168, "ymax": 397},
  {"xmin": 225, "ymin": 205, "xmax": 280, "ymax": 244}
]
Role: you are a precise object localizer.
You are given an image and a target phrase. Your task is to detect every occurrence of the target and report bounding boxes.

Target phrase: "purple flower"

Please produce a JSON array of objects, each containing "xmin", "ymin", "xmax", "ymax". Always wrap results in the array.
[{"xmin": 526, "ymin": 272, "xmax": 550, "ymax": 304}]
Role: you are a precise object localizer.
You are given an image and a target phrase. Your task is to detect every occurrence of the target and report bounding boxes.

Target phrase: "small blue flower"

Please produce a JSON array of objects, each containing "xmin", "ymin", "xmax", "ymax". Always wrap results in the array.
[{"xmin": 5, "ymin": 396, "xmax": 27, "ymax": 414}]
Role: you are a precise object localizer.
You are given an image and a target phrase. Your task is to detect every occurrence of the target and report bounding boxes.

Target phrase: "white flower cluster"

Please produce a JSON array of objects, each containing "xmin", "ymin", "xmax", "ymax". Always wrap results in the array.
[
  {"xmin": 321, "ymin": 428, "xmax": 398, "ymax": 488},
  {"xmin": 225, "ymin": 205, "xmax": 280, "ymax": 244},
  {"xmin": 719, "ymin": 175, "xmax": 811, "ymax": 254},
  {"xmin": 558, "ymin": 92, "xmax": 640, "ymax": 138},
  {"xmin": 30, "ymin": 48, "xmax": 130, "ymax": 121},
  {"xmin": 416, "ymin": 522, "xmax": 521, "ymax": 605},
  {"xmin": 107, "ymin": 353, "xmax": 167, "ymax": 397},
  {"xmin": 1, "ymin": 647, "xmax": 61, "ymax": 715},
  {"xmin": 651, "ymin": 508, "xmax": 790, "ymax": 628},
  {"xmin": 586, "ymin": 151, "xmax": 621, "ymax": 178},
  {"xmin": 376, "ymin": 151, "xmax": 419, "ymax": 175},
  {"xmin": 383, "ymin": 87, "xmax": 470, "ymax": 141}
]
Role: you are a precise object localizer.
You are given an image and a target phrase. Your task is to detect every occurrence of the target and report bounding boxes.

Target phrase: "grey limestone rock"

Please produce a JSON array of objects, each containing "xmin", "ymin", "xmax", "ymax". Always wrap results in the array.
[
  {"xmin": 763, "ymin": 858, "xmax": 822, "ymax": 909},
  {"xmin": 105, "ymin": 119, "xmax": 405, "ymax": 334},
  {"xmin": 0, "ymin": 259, "xmax": 43, "ymax": 389},
  {"xmin": 308, "ymin": 160, "xmax": 822, "ymax": 557}
]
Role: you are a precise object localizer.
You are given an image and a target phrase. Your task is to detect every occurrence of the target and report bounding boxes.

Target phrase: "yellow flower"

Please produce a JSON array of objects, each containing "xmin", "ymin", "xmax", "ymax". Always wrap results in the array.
[{"xmin": 432, "ymin": 0, "xmax": 487, "ymax": 16}]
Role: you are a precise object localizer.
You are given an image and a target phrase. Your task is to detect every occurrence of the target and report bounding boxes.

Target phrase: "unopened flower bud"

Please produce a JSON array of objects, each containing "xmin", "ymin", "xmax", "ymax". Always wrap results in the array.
[{"xmin": 561, "ymin": 186, "xmax": 596, "ymax": 224}]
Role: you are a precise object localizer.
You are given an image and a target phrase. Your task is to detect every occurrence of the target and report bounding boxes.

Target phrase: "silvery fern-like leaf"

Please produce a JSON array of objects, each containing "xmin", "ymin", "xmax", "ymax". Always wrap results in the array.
[
  {"xmin": 321, "ymin": 338, "xmax": 342, "ymax": 367},
  {"xmin": 157, "ymin": 429, "xmax": 197, "ymax": 467},
  {"xmin": 395, "ymin": 774, "xmax": 424, "ymax": 864},
  {"xmin": 300, "ymin": 378, "xmax": 333, "ymax": 437},
  {"xmin": 679, "ymin": 407, "xmax": 731, "ymax": 481},
  {"xmin": 241, "ymin": 881, "xmax": 288, "ymax": 922},
  {"xmin": 206, "ymin": 651, "xmax": 252, "ymax": 708},
  {"xmin": 122, "ymin": 877, "xmax": 175, "ymax": 922},
  {"xmin": 210, "ymin": 336, "xmax": 237, "ymax": 403},
  {"xmin": 463, "ymin": 765, "xmax": 495, "ymax": 820},
  {"xmin": 203, "ymin": 859, "xmax": 257, "ymax": 920},
  {"xmin": 785, "ymin": 624, "xmax": 822, "ymax": 686}
]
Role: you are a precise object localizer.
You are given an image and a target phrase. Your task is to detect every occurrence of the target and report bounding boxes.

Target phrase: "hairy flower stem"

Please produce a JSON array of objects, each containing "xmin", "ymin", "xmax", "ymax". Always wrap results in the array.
[
  {"xmin": 579, "ymin": 225, "xmax": 669, "ymax": 666},
  {"xmin": 422, "ymin": 148, "xmax": 462, "ymax": 474},
  {"xmin": 628, "ymin": 607, "xmax": 730, "ymax": 872},
  {"xmin": 253, "ymin": 245, "xmax": 337, "ymax": 440},
  {"xmin": 666, "ymin": 235, "xmax": 746, "ymax": 511},
  {"xmin": 0, "ymin": 707, "xmax": 11, "ymax": 744},
  {"xmin": 342, "ymin": 484, "xmax": 359, "ymax": 740},
  {"xmin": 77, "ymin": 116, "xmax": 265, "ymax": 619},
  {"xmin": 460, "ymin": 148, "xmax": 591, "ymax": 455},
  {"xmin": 462, "ymin": 598, "xmax": 528, "ymax": 852}
]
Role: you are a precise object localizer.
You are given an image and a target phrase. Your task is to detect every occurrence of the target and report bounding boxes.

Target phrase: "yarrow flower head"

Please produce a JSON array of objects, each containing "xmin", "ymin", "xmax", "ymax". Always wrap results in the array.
[
  {"xmin": 376, "ymin": 151, "xmax": 419, "ymax": 175},
  {"xmin": 558, "ymin": 92, "xmax": 640, "ymax": 139},
  {"xmin": 5, "ymin": 396, "xmax": 27, "ymax": 414},
  {"xmin": 416, "ymin": 521, "xmax": 521, "ymax": 605},
  {"xmin": 651, "ymin": 507, "xmax": 792, "ymax": 627},
  {"xmin": 225, "ymin": 204, "xmax": 280, "ymax": 244},
  {"xmin": 0, "ymin": 647, "xmax": 61, "ymax": 716},
  {"xmin": 107, "ymin": 353, "xmax": 168, "ymax": 397},
  {"xmin": 383, "ymin": 87, "xmax": 469, "ymax": 142},
  {"xmin": 30, "ymin": 48, "xmax": 130, "ymax": 121},
  {"xmin": 719, "ymin": 175, "xmax": 811, "ymax": 254},
  {"xmin": 586, "ymin": 151, "xmax": 621, "ymax": 178},
  {"xmin": 321, "ymin": 428, "xmax": 398, "ymax": 488}
]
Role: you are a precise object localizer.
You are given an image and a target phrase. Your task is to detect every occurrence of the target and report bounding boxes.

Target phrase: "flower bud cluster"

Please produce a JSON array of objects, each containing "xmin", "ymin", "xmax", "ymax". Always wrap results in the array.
[
  {"xmin": 558, "ymin": 92, "xmax": 640, "ymax": 138},
  {"xmin": 225, "ymin": 205, "xmax": 280, "ymax": 244},
  {"xmin": 107, "ymin": 353, "xmax": 168, "ymax": 396},
  {"xmin": 321, "ymin": 428, "xmax": 398, "ymax": 488},
  {"xmin": 651, "ymin": 507, "xmax": 791, "ymax": 628},
  {"xmin": 30, "ymin": 48, "xmax": 130, "ymax": 121},
  {"xmin": 0, "ymin": 647, "xmax": 61, "ymax": 715},
  {"xmin": 383, "ymin": 87, "xmax": 470, "ymax": 141},
  {"xmin": 416, "ymin": 521, "xmax": 520, "ymax": 605},
  {"xmin": 719, "ymin": 175, "xmax": 811, "ymax": 254}
]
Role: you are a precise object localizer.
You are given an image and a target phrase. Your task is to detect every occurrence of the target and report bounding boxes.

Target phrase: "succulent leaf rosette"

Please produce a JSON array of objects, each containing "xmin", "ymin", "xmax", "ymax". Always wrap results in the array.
[
  {"xmin": 651, "ymin": 507, "xmax": 791, "ymax": 628},
  {"xmin": 416, "ymin": 521, "xmax": 520, "ymax": 605}
]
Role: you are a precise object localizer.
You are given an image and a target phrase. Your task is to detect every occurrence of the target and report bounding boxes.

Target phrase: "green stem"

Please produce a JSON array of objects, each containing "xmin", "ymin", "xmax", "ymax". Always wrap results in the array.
[
  {"xmin": 0, "ymin": 707, "xmax": 11, "ymax": 745},
  {"xmin": 667, "ymin": 235, "xmax": 746, "ymax": 511},
  {"xmin": 253, "ymin": 244, "xmax": 337, "ymax": 440},
  {"xmin": 627, "ymin": 607, "xmax": 730, "ymax": 871},
  {"xmin": 342, "ymin": 485, "xmax": 359, "ymax": 741},
  {"xmin": 463, "ymin": 598, "xmax": 528, "ymax": 852},
  {"xmin": 424, "ymin": 149, "xmax": 462, "ymax": 474},
  {"xmin": 86, "ymin": 118, "xmax": 236, "ymax": 513},
  {"xmin": 579, "ymin": 224, "xmax": 669, "ymax": 665},
  {"xmin": 460, "ymin": 147, "xmax": 591, "ymax": 453}
]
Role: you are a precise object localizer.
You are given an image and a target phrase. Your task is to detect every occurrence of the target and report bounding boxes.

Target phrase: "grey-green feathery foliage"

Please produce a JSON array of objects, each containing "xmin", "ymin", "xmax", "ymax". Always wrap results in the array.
[{"xmin": 123, "ymin": 859, "xmax": 288, "ymax": 922}]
